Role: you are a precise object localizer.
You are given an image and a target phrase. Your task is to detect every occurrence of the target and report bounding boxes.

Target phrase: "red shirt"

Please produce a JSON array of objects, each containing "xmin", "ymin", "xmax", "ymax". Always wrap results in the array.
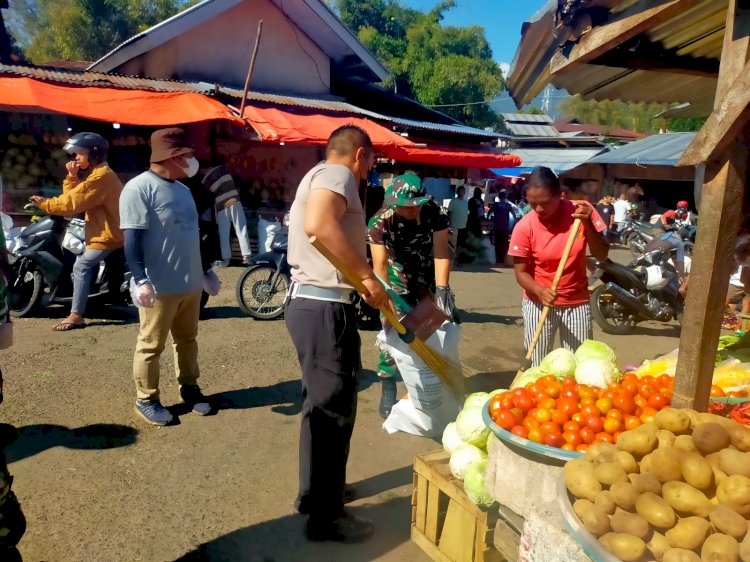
[{"xmin": 508, "ymin": 200, "xmax": 606, "ymax": 306}]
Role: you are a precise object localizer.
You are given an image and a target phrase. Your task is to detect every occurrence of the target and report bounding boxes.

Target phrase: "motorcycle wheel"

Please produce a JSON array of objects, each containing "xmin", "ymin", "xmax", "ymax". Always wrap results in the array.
[
  {"xmin": 590, "ymin": 284, "xmax": 637, "ymax": 335},
  {"xmin": 9, "ymin": 268, "xmax": 43, "ymax": 318},
  {"xmin": 683, "ymin": 240, "xmax": 694, "ymax": 258},
  {"xmin": 236, "ymin": 265, "xmax": 290, "ymax": 320}
]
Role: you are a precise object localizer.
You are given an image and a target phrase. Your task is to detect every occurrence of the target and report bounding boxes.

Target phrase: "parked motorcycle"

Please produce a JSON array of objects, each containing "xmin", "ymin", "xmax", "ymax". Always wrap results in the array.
[
  {"xmin": 236, "ymin": 227, "xmax": 290, "ymax": 320},
  {"xmin": 588, "ymin": 249, "xmax": 684, "ymax": 334},
  {"xmin": 621, "ymin": 217, "xmax": 694, "ymax": 258},
  {"xmin": 7, "ymin": 204, "xmax": 130, "ymax": 317}
]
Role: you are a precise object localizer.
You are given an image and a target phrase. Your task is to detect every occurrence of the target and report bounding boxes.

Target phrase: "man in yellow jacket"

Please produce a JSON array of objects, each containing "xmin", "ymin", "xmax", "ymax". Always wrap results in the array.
[{"xmin": 30, "ymin": 132, "xmax": 123, "ymax": 331}]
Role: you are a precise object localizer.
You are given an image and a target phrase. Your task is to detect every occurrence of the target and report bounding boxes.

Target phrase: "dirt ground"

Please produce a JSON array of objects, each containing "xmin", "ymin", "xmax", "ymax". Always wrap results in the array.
[{"xmin": 2, "ymin": 248, "xmax": 681, "ymax": 562}]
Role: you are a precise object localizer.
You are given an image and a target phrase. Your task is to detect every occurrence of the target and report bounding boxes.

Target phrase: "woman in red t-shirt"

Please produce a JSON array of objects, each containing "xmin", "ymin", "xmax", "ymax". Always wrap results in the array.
[{"xmin": 509, "ymin": 168, "xmax": 609, "ymax": 365}]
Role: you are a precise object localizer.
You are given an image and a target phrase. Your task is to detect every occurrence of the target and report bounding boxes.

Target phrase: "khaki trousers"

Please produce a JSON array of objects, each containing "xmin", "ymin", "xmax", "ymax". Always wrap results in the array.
[{"xmin": 133, "ymin": 290, "xmax": 202, "ymax": 401}]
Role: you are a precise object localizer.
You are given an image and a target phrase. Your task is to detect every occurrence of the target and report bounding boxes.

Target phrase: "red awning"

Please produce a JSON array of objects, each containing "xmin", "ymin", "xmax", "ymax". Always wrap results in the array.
[
  {"xmin": 382, "ymin": 145, "xmax": 522, "ymax": 169},
  {"xmin": 0, "ymin": 76, "xmax": 243, "ymax": 126}
]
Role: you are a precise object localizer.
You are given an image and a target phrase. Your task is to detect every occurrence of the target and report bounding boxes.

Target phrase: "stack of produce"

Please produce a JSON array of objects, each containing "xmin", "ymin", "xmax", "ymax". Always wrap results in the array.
[
  {"xmin": 564, "ymin": 407, "xmax": 750, "ymax": 561},
  {"xmin": 442, "ymin": 393, "xmax": 496, "ymax": 507}
]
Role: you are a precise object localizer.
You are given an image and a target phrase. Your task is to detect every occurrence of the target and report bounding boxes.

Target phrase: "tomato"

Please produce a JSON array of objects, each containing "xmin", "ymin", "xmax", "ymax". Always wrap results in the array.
[
  {"xmin": 637, "ymin": 382, "xmax": 656, "ymax": 399},
  {"xmin": 580, "ymin": 397, "xmax": 597, "ymax": 407},
  {"xmin": 613, "ymin": 392, "xmax": 637, "ymax": 415},
  {"xmin": 657, "ymin": 374, "xmax": 673, "ymax": 388},
  {"xmin": 551, "ymin": 409, "xmax": 568, "ymax": 425},
  {"xmin": 606, "ymin": 408, "xmax": 623, "ymax": 421},
  {"xmin": 534, "ymin": 408, "xmax": 552, "ymax": 423},
  {"xmin": 621, "ymin": 379, "xmax": 638, "ymax": 395},
  {"xmin": 496, "ymin": 409, "xmax": 517, "ymax": 430},
  {"xmin": 544, "ymin": 432, "xmax": 565, "ymax": 448},
  {"xmin": 561, "ymin": 387, "xmax": 578, "ymax": 400},
  {"xmin": 641, "ymin": 375, "xmax": 656, "ymax": 387},
  {"xmin": 545, "ymin": 382, "xmax": 562, "ymax": 399},
  {"xmin": 561, "ymin": 443, "xmax": 575, "ymax": 451},
  {"xmin": 579, "ymin": 427, "xmax": 595, "ymax": 444},
  {"xmin": 608, "ymin": 382, "xmax": 621, "ymax": 393},
  {"xmin": 640, "ymin": 407, "xmax": 658, "ymax": 424},
  {"xmin": 648, "ymin": 392, "xmax": 670, "ymax": 410},
  {"xmin": 523, "ymin": 417, "xmax": 539, "ymax": 430},
  {"xmin": 634, "ymin": 394, "xmax": 648, "ymax": 409},
  {"xmin": 511, "ymin": 425, "xmax": 529, "ymax": 439},
  {"xmin": 563, "ymin": 421, "xmax": 580, "ymax": 433},
  {"xmin": 527, "ymin": 428, "xmax": 544, "ymax": 443},
  {"xmin": 634, "ymin": 407, "xmax": 643, "ymax": 417},
  {"xmin": 534, "ymin": 392, "xmax": 548, "ymax": 404},
  {"xmin": 571, "ymin": 412, "xmax": 584, "ymax": 424},
  {"xmin": 538, "ymin": 398, "xmax": 556, "ymax": 411},
  {"xmin": 624, "ymin": 415, "xmax": 642, "ymax": 431},
  {"xmin": 500, "ymin": 396, "xmax": 515, "ymax": 410},
  {"xmin": 710, "ymin": 385, "xmax": 726, "ymax": 398},
  {"xmin": 538, "ymin": 375, "xmax": 557, "ymax": 388},
  {"xmin": 575, "ymin": 444, "xmax": 590, "ymax": 453},
  {"xmin": 594, "ymin": 432, "xmax": 615, "ymax": 444},
  {"xmin": 603, "ymin": 417, "xmax": 622, "ymax": 434},
  {"xmin": 557, "ymin": 398, "xmax": 579, "ymax": 417},
  {"xmin": 595, "ymin": 397, "xmax": 613, "ymax": 415},
  {"xmin": 527, "ymin": 384, "xmax": 540, "ymax": 396},
  {"xmin": 540, "ymin": 421, "xmax": 561, "ymax": 436},
  {"xmin": 513, "ymin": 392, "xmax": 534, "ymax": 412},
  {"xmin": 580, "ymin": 404, "xmax": 600, "ymax": 418},
  {"xmin": 578, "ymin": 386, "xmax": 597, "ymax": 400},
  {"xmin": 729, "ymin": 391, "xmax": 746, "ymax": 398},
  {"xmin": 510, "ymin": 408, "xmax": 525, "ymax": 425},
  {"xmin": 604, "ymin": 389, "xmax": 619, "ymax": 401},
  {"xmin": 621, "ymin": 373, "xmax": 637, "ymax": 384},
  {"xmin": 489, "ymin": 396, "xmax": 504, "ymax": 420},
  {"xmin": 563, "ymin": 431, "xmax": 582, "ymax": 447},
  {"xmin": 561, "ymin": 377, "xmax": 576, "ymax": 387},
  {"xmin": 585, "ymin": 415, "xmax": 604, "ymax": 433}
]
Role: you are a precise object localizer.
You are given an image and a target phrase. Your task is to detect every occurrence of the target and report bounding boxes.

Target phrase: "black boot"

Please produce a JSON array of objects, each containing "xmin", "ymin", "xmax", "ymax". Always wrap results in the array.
[{"xmin": 379, "ymin": 378, "xmax": 397, "ymax": 419}]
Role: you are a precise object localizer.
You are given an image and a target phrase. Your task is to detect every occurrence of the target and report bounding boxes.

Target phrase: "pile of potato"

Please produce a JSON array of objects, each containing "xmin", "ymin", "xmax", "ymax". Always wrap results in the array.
[{"xmin": 564, "ymin": 407, "xmax": 750, "ymax": 562}]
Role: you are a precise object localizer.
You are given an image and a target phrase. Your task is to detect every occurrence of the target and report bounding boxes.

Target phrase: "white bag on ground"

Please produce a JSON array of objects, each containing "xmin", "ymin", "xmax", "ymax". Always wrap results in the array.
[{"xmin": 381, "ymin": 321, "xmax": 462, "ymax": 437}]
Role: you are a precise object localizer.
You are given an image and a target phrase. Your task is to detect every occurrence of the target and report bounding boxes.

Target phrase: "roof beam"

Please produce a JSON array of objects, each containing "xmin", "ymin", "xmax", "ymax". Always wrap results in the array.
[{"xmin": 551, "ymin": 0, "xmax": 705, "ymax": 75}]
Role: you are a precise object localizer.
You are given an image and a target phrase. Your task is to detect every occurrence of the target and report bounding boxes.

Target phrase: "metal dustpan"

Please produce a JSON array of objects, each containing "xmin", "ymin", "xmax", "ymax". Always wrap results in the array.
[{"xmin": 401, "ymin": 298, "xmax": 449, "ymax": 341}]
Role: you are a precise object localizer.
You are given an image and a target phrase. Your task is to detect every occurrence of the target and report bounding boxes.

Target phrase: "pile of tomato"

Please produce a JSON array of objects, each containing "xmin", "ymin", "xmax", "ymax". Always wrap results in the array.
[{"xmin": 488, "ymin": 373, "xmax": 675, "ymax": 452}]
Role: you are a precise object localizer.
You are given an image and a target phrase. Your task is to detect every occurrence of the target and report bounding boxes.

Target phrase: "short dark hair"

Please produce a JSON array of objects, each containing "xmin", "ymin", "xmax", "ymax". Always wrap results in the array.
[
  {"xmin": 528, "ymin": 166, "xmax": 560, "ymax": 195},
  {"xmin": 473, "ymin": 187, "xmax": 483, "ymax": 198},
  {"xmin": 325, "ymin": 125, "xmax": 373, "ymax": 158}
]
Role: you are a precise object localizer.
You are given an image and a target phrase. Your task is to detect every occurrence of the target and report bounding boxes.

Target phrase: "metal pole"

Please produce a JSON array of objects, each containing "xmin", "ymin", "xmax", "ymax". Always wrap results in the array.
[{"xmin": 239, "ymin": 20, "xmax": 264, "ymax": 118}]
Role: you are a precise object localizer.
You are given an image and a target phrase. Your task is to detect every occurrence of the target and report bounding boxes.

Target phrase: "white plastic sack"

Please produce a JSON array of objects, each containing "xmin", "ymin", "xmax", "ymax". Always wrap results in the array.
[
  {"xmin": 381, "ymin": 321, "xmax": 462, "ymax": 437},
  {"xmin": 257, "ymin": 217, "xmax": 281, "ymax": 253}
]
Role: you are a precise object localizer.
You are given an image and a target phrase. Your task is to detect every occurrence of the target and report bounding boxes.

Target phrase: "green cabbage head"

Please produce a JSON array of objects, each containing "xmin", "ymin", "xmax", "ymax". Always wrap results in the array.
[
  {"xmin": 510, "ymin": 366, "xmax": 546, "ymax": 389},
  {"xmin": 463, "ymin": 459, "xmax": 494, "ymax": 507},
  {"xmin": 449, "ymin": 444, "xmax": 487, "ymax": 480},
  {"xmin": 456, "ymin": 406, "xmax": 491, "ymax": 449},
  {"xmin": 540, "ymin": 348, "xmax": 577, "ymax": 378},
  {"xmin": 463, "ymin": 392, "xmax": 490, "ymax": 411},
  {"xmin": 442, "ymin": 422, "xmax": 465, "ymax": 453},
  {"xmin": 575, "ymin": 339, "xmax": 618, "ymax": 366}
]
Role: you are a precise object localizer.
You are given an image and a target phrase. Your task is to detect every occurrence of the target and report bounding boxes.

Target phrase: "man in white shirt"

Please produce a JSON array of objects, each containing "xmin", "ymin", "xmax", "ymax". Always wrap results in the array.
[
  {"xmin": 613, "ymin": 193, "xmax": 631, "ymax": 234},
  {"xmin": 447, "ymin": 186, "xmax": 469, "ymax": 265}
]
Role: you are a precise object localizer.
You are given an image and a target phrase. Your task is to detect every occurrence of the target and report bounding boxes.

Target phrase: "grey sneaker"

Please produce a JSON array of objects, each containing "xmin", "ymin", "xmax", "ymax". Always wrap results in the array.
[
  {"xmin": 179, "ymin": 385, "xmax": 213, "ymax": 416},
  {"xmin": 134, "ymin": 399, "xmax": 173, "ymax": 426}
]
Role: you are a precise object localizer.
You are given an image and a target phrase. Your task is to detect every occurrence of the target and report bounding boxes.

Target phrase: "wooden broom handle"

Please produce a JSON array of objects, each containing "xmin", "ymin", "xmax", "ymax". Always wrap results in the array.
[
  {"xmin": 525, "ymin": 218, "xmax": 582, "ymax": 360},
  {"xmin": 309, "ymin": 236, "xmax": 408, "ymax": 336}
]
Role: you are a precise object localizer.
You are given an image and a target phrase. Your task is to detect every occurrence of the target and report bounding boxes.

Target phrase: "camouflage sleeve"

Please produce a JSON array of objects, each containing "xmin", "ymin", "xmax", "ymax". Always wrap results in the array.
[
  {"xmin": 427, "ymin": 200, "xmax": 449, "ymax": 232},
  {"xmin": 367, "ymin": 210, "xmax": 387, "ymax": 245}
]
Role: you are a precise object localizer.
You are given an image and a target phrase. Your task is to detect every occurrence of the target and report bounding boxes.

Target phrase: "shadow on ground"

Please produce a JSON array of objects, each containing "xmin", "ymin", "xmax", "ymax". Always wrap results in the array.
[
  {"xmin": 460, "ymin": 310, "xmax": 522, "ymax": 325},
  {"xmin": 200, "ymin": 306, "xmax": 250, "ymax": 321},
  {"xmin": 3, "ymin": 423, "xmax": 138, "ymax": 463}
]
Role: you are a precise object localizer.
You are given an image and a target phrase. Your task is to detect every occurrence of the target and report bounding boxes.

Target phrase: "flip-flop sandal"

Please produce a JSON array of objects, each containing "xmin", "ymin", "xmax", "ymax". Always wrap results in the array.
[{"xmin": 52, "ymin": 322, "xmax": 86, "ymax": 332}]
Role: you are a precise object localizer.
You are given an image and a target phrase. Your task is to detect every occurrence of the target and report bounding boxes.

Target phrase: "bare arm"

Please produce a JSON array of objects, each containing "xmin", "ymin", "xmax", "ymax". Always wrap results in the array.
[
  {"xmin": 571, "ymin": 202, "xmax": 609, "ymax": 261},
  {"xmin": 514, "ymin": 257, "xmax": 556, "ymax": 307},
  {"xmin": 433, "ymin": 229, "xmax": 451, "ymax": 287},
  {"xmin": 370, "ymin": 243, "xmax": 388, "ymax": 286}
]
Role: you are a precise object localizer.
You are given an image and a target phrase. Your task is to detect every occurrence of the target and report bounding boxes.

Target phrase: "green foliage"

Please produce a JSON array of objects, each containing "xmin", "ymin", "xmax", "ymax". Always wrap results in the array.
[
  {"xmin": 7, "ymin": 0, "xmax": 196, "ymax": 63},
  {"xmin": 667, "ymin": 117, "xmax": 707, "ymax": 132},
  {"xmin": 520, "ymin": 106, "xmax": 544, "ymax": 115},
  {"xmin": 559, "ymin": 95, "xmax": 666, "ymax": 134},
  {"xmin": 335, "ymin": 0, "xmax": 504, "ymax": 129}
]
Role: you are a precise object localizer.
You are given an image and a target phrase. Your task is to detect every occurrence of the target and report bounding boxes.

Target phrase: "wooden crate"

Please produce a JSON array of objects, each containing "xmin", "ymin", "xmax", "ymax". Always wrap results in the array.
[{"xmin": 412, "ymin": 449, "xmax": 502, "ymax": 562}]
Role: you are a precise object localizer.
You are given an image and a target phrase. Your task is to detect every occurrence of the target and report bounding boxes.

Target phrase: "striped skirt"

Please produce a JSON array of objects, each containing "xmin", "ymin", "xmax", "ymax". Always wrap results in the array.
[{"xmin": 521, "ymin": 298, "xmax": 592, "ymax": 367}]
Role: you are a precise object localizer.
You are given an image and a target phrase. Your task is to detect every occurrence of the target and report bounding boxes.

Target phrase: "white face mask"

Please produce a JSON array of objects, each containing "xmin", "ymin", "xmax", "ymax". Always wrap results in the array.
[{"xmin": 182, "ymin": 156, "xmax": 200, "ymax": 178}]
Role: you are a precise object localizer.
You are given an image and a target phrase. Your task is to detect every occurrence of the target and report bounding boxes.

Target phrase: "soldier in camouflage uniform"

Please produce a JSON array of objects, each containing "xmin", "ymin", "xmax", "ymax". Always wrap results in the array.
[{"xmin": 368, "ymin": 173, "xmax": 459, "ymax": 418}]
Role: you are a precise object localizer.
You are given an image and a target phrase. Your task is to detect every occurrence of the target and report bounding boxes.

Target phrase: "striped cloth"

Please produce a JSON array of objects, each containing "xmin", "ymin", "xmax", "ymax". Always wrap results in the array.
[
  {"xmin": 521, "ymin": 298, "xmax": 592, "ymax": 367},
  {"xmin": 202, "ymin": 165, "xmax": 240, "ymax": 211}
]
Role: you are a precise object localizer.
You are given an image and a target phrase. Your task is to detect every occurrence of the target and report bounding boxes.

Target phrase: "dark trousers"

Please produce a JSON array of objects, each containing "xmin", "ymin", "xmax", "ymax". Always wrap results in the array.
[
  {"xmin": 285, "ymin": 298, "xmax": 360, "ymax": 521},
  {"xmin": 494, "ymin": 230, "xmax": 510, "ymax": 264}
]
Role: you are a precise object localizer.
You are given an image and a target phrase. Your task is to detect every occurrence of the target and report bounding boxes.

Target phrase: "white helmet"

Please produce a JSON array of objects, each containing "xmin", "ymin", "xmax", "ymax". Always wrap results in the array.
[{"xmin": 645, "ymin": 265, "xmax": 668, "ymax": 290}]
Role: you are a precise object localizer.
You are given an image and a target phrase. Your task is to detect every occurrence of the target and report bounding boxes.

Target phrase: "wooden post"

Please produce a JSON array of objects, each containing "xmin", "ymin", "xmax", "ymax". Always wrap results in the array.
[{"xmin": 672, "ymin": 0, "xmax": 750, "ymax": 410}]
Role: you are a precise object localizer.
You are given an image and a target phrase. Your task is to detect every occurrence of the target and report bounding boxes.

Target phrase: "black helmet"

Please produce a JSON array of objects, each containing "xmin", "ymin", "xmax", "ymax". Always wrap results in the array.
[{"xmin": 63, "ymin": 132, "xmax": 109, "ymax": 162}]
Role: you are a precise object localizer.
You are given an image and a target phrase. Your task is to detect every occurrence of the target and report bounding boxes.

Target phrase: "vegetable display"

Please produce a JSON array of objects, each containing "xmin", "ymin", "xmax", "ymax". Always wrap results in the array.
[{"xmin": 564, "ymin": 408, "xmax": 750, "ymax": 561}]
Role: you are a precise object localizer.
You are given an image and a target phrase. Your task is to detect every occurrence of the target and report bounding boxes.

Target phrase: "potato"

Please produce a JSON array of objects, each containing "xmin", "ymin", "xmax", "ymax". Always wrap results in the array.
[
  {"xmin": 599, "ymin": 532, "xmax": 647, "ymax": 561},
  {"xmin": 728, "ymin": 425, "xmax": 750, "ymax": 453},
  {"xmin": 663, "ymin": 549, "xmax": 702, "ymax": 562},
  {"xmin": 573, "ymin": 499, "xmax": 611, "ymax": 537},
  {"xmin": 739, "ymin": 533, "xmax": 750, "ymax": 562},
  {"xmin": 588, "ymin": 442, "xmax": 620, "ymax": 465},
  {"xmin": 716, "ymin": 475, "xmax": 750, "ymax": 515},
  {"xmin": 649, "ymin": 531, "xmax": 672, "ymax": 562},
  {"xmin": 610, "ymin": 507, "xmax": 650, "ymax": 539},
  {"xmin": 619, "ymin": 429, "xmax": 659, "ymax": 457},
  {"xmin": 642, "ymin": 448, "xmax": 684, "ymax": 483},
  {"xmin": 665, "ymin": 516, "xmax": 712, "ymax": 550},
  {"xmin": 637, "ymin": 492, "xmax": 677, "ymax": 529},
  {"xmin": 658, "ymin": 429, "xmax": 679, "ymax": 448},
  {"xmin": 695, "ymin": 413, "xmax": 737, "ymax": 429},
  {"xmin": 662, "ymin": 481, "xmax": 713, "ymax": 518},
  {"xmin": 631, "ymin": 472, "xmax": 664, "ymax": 495},
  {"xmin": 595, "ymin": 490, "xmax": 617, "ymax": 515},
  {"xmin": 564, "ymin": 458, "xmax": 602, "ymax": 501},
  {"xmin": 707, "ymin": 453, "xmax": 730, "ymax": 487},
  {"xmin": 595, "ymin": 462, "xmax": 630, "ymax": 486},
  {"xmin": 693, "ymin": 423, "xmax": 732, "ymax": 456},
  {"xmin": 682, "ymin": 452, "xmax": 715, "ymax": 490},
  {"xmin": 656, "ymin": 409, "xmax": 691, "ymax": 434},
  {"xmin": 701, "ymin": 533, "xmax": 739, "ymax": 562},
  {"xmin": 616, "ymin": 451, "xmax": 639, "ymax": 474},
  {"xmin": 640, "ymin": 423, "xmax": 661, "ymax": 435},
  {"xmin": 675, "ymin": 434, "xmax": 699, "ymax": 454},
  {"xmin": 683, "ymin": 408, "xmax": 701, "ymax": 426},
  {"xmin": 709, "ymin": 505, "xmax": 748, "ymax": 540},
  {"xmin": 612, "ymin": 481, "xmax": 641, "ymax": 512},
  {"xmin": 720, "ymin": 450, "xmax": 750, "ymax": 478}
]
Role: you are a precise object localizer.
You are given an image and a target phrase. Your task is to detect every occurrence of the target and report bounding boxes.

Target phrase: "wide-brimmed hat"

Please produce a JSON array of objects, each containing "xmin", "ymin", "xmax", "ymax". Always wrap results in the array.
[
  {"xmin": 384, "ymin": 173, "xmax": 431, "ymax": 207},
  {"xmin": 150, "ymin": 128, "xmax": 193, "ymax": 163}
]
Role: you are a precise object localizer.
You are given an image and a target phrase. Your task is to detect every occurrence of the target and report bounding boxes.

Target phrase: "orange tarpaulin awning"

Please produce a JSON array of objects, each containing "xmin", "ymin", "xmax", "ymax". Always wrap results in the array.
[
  {"xmin": 0, "ymin": 76, "xmax": 243, "ymax": 126},
  {"xmin": 243, "ymin": 106, "xmax": 522, "ymax": 169}
]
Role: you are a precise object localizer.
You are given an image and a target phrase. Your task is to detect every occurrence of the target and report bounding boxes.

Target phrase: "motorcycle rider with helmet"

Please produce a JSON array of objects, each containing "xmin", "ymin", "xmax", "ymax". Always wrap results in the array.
[
  {"xmin": 652, "ymin": 201, "xmax": 688, "ymax": 280},
  {"xmin": 30, "ymin": 132, "xmax": 124, "ymax": 331}
]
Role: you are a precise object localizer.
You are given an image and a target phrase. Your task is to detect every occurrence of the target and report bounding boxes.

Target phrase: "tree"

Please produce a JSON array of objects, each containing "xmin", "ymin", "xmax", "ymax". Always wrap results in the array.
[
  {"xmin": 7, "ymin": 0, "xmax": 196, "ymax": 63},
  {"xmin": 667, "ymin": 117, "xmax": 707, "ymax": 133},
  {"xmin": 559, "ymin": 95, "xmax": 666, "ymax": 134}
]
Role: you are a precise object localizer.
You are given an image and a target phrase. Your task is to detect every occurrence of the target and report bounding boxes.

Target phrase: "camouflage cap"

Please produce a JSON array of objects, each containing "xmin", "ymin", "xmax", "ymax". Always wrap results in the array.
[{"xmin": 384, "ymin": 173, "xmax": 431, "ymax": 207}]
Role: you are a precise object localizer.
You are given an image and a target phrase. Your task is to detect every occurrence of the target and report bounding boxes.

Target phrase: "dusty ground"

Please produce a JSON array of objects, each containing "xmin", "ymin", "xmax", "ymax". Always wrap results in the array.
[{"xmin": 2, "ymin": 248, "xmax": 680, "ymax": 562}]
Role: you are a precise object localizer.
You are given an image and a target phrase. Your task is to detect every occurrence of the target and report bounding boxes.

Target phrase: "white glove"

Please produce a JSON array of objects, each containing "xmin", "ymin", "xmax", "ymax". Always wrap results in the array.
[
  {"xmin": 203, "ymin": 269, "xmax": 221, "ymax": 296},
  {"xmin": 130, "ymin": 279, "xmax": 155, "ymax": 308}
]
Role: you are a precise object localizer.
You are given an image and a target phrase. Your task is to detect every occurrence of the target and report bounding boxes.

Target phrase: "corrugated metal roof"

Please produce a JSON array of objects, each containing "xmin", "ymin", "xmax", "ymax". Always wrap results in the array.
[
  {"xmin": 507, "ymin": 146, "xmax": 609, "ymax": 171},
  {"xmin": 502, "ymin": 113, "xmax": 554, "ymax": 124},
  {"xmin": 505, "ymin": 123, "xmax": 560, "ymax": 137},
  {"xmin": 587, "ymin": 132, "xmax": 697, "ymax": 166}
]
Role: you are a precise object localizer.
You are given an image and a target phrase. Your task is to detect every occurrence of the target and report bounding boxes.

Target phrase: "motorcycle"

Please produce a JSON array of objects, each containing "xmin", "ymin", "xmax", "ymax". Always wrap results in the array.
[
  {"xmin": 6, "ymin": 204, "xmax": 130, "ymax": 317},
  {"xmin": 621, "ymin": 217, "xmax": 694, "ymax": 258},
  {"xmin": 236, "ymin": 226, "xmax": 290, "ymax": 320},
  {"xmin": 588, "ymin": 249, "xmax": 685, "ymax": 335}
]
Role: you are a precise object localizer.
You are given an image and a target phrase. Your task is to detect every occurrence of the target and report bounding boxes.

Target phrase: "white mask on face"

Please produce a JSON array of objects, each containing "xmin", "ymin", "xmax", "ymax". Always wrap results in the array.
[{"xmin": 182, "ymin": 156, "xmax": 200, "ymax": 178}]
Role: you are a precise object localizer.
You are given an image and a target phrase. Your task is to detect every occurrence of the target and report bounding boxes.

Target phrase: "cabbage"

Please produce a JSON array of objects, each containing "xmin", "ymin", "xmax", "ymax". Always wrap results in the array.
[
  {"xmin": 463, "ymin": 392, "xmax": 490, "ymax": 411},
  {"xmin": 449, "ymin": 444, "xmax": 487, "ymax": 480},
  {"xmin": 442, "ymin": 422, "xmax": 465, "ymax": 453},
  {"xmin": 574, "ymin": 358, "xmax": 620, "ymax": 388},
  {"xmin": 510, "ymin": 366, "xmax": 546, "ymax": 389},
  {"xmin": 540, "ymin": 348, "xmax": 577, "ymax": 378},
  {"xmin": 456, "ymin": 406, "xmax": 491, "ymax": 449},
  {"xmin": 488, "ymin": 388, "xmax": 506, "ymax": 399},
  {"xmin": 463, "ymin": 460, "xmax": 494, "ymax": 507},
  {"xmin": 575, "ymin": 339, "xmax": 618, "ymax": 366}
]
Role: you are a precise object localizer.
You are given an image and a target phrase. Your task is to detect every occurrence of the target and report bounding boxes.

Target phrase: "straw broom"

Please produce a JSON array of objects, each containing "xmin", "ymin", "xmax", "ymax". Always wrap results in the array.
[
  {"xmin": 309, "ymin": 236, "xmax": 465, "ymax": 397},
  {"xmin": 511, "ymin": 218, "xmax": 582, "ymax": 387}
]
